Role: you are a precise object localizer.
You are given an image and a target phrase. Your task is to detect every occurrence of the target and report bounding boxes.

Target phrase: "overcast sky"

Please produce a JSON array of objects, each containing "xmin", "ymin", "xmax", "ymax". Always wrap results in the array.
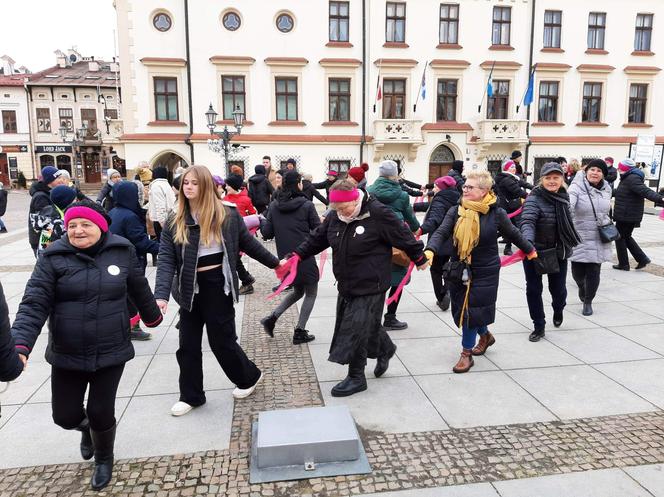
[{"xmin": 0, "ymin": 0, "xmax": 117, "ymax": 72}]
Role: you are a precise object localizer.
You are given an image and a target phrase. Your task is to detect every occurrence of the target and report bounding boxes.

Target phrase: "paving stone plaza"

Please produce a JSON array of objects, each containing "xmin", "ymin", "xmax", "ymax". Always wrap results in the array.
[{"xmin": 1, "ymin": 190, "xmax": 664, "ymax": 496}]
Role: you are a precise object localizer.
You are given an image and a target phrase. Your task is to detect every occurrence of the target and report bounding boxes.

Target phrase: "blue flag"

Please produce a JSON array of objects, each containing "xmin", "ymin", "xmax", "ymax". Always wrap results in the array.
[
  {"xmin": 523, "ymin": 70, "xmax": 534, "ymax": 106},
  {"xmin": 487, "ymin": 79, "xmax": 494, "ymax": 98},
  {"xmin": 420, "ymin": 69, "xmax": 426, "ymax": 100}
]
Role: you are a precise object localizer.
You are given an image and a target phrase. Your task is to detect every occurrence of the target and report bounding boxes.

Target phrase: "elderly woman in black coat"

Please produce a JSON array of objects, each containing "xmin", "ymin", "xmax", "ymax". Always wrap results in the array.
[
  {"xmin": 417, "ymin": 175, "xmax": 460, "ymax": 311},
  {"xmin": 11, "ymin": 200, "xmax": 163, "ymax": 490},
  {"xmin": 520, "ymin": 162, "xmax": 581, "ymax": 342},
  {"xmin": 260, "ymin": 171, "xmax": 321, "ymax": 344},
  {"xmin": 426, "ymin": 171, "xmax": 535, "ymax": 373},
  {"xmin": 294, "ymin": 179, "xmax": 429, "ymax": 397}
]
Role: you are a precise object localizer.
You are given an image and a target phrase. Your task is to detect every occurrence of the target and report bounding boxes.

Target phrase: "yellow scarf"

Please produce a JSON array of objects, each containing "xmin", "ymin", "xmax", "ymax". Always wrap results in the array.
[{"xmin": 453, "ymin": 191, "xmax": 497, "ymax": 262}]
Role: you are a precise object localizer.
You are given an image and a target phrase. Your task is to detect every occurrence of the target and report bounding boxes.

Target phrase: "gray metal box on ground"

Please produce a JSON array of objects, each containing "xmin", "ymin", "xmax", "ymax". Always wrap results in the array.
[{"xmin": 250, "ymin": 405, "xmax": 371, "ymax": 483}]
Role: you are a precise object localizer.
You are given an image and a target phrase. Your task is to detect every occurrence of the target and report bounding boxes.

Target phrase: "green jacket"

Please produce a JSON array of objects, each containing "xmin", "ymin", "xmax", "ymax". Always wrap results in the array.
[{"xmin": 367, "ymin": 177, "xmax": 420, "ymax": 231}]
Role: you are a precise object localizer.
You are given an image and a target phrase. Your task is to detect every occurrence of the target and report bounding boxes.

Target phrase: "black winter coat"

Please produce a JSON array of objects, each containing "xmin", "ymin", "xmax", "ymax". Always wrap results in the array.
[
  {"xmin": 311, "ymin": 178, "xmax": 335, "ymax": 201},
  {"xmin": 520, "ymin": 187, "xmax": 572, "ymax": 258},
  {"xmin": 427, "ymin": 205, "xmax": 534, "ymax": 328},
  {"xmin": 447, "ymin": 170, "xmax": 465, "ymax": 194},
  {"xmin": 262, "ymin": 194, "xmax": 321, "ymax": 285},
  {"xmin": 11, "ymin": 234, "xmax": 162, "ymax": 371},
  {"xmin": 247, "ymin": 174, "xmax": 274, "ymax": 210},
  {"xmin": 398, "ymin": 178, "xmax": 424, "ymax": 197},
  {"xmin": 606, "ymin": 166, "xmax": 618, "ymax": 187},
  {"xmin": 154, "ymin": 203, "xmax": 280, "ymax": 311},
  {"xmin": 0, "ymin": 189, "xmax": 7, "ymax": 217},
  {"xmin": 295, "ymin": 193, "xmax": 426, "ymax": 297},
  {"xmin": 28, "ymin": 181, "xmax": 52, "ymax": 249},
  {"xmin": 302, "ymin": 180, "xmax": 328, "ymax": 204},
  {"xmin": 96, "ymin": 183, "xmax": 115, "ymax": 211},
  {"xmin": 613, "ymin": 168, "xmax": 664, "ymax": 225},
  {"xmin": 494, "ymin": 172, "xmax": 527, "ymax": 213},
  {"xmin": 420, "ymin": 188, "xmax": 460, "ymax": 238},
  {"xmin": 0, "ymin": 281, "xmax": 22, "ymax": 382}
]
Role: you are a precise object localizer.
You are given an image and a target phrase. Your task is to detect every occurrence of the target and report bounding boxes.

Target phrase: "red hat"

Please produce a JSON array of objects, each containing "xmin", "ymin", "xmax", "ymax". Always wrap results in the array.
[
  {"xmin": 604, "ymin": 156, "xmax": 614, "ymax": 165},
  {"xmin": 503, "ymin": 160, "xmax": 516, "ymax": 172},
  {"xmin": 347, "ymin": 163, "xmax": 369, "ymax": 183}
]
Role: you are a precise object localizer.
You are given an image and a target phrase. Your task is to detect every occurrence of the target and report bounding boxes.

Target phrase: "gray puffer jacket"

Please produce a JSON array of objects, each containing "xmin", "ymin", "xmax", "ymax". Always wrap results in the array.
[{"xmin": 568, "ymin": 172, "xmax": 612, "ymax": 264}]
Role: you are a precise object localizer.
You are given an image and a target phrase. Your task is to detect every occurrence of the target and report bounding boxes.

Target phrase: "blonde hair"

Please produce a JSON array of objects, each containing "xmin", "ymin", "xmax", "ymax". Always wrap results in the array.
[
  {"xmin": 171, "ymin": 165, "xmax": 226, "ymax": 246},
  {"xmin": 464, "ymin": 170, "xmax": 493, "ymax": 190},
  {"xmin": 568, "ymin": 158, "xmax": 581, "ymax": 173}
]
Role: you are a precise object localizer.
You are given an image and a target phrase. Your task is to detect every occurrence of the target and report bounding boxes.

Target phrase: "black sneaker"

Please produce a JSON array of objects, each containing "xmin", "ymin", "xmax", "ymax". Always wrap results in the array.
[
  {"xmin": 612, "ymin": 264, "xmax": 630, "ymax": 271},
  {"xmin": 529, "ymin": 326, "xmax": 545, "ymax": 342},
  {"xmin": 635, "ymin": 259, "xmax": 651, "ymax": 270},
  {"xmin": 383, "ymin": 313, "xmax": 408, "ymax": 330},
  {"xmin": 260, "ymin": 315, "xmax": 277, "ymax": 337},
  {"xmin": 437, "ymin": 292, "xmax": 451, "ymax": 312},
  {"xmin": 239, "ymin": 283, "xmax": 254, "ymax": 295},
  {"xmin": 293, "ymin": 328, "xmax": 315, "ymax": 344},
  {"xmin": 0, "ymin": 228, "xmax": 7, "ymax": 234},
  {"xmin": 129, "ymin": 326, "xmax": 152, "ymax": 341},
  {"xmin": 553, "ymin": 310, "xmax": 563, "ymax": 327}
]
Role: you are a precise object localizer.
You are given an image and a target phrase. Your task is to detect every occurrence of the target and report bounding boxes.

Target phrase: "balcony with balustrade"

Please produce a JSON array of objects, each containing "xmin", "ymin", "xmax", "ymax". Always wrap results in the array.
[{"xmin": 373, "ymin": 119, "xmax": 424, "ymax": 160}]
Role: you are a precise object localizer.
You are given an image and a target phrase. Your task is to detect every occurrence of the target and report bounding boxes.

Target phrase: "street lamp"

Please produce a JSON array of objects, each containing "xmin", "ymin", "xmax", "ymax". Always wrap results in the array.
[
  {"xmin": 206, "ymin": 103, "xmax": 244, "ymax": 177},
  {"xmin": 59, "ymin": 123, "xmax": 88, "ymax": 183}
]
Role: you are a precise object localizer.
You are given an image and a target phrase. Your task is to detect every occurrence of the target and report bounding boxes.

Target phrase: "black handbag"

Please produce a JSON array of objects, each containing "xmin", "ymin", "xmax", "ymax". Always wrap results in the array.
[
  {"xmin": 534, "ymin": 248, "xmax": 560, "ymax": 275},
  {"xmin": 443, "ymin": 260, "xmax": 471, "ymax": 282},
  {"xmin": 583, "ymin": 182, "xmax": 620, "ymax": 243}
]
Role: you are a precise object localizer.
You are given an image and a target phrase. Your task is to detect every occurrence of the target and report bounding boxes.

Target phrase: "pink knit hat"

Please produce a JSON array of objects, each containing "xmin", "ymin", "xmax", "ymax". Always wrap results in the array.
[
  {"xmin": 434, "ymin": 176, "xmax": 456, "ymax": 190},
  {"xmin": 618, "ymin": 158, "xmax": 636, "ymax": 172},
  {"xmin": 503, "ymin": 160, "xmax": 517, "ymax": 172},
  {"xmin": 64, "ymin": 206, "xmax": 109, "ymax": 232}
]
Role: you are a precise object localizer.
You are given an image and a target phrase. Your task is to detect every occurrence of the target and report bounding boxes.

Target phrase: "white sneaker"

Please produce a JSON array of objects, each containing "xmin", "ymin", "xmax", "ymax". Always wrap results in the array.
[
  {"xmin": 170, "ymin": 401, "xmax": 194, "ymax": 417},
  {"xmin": 232, "ymin": 373, "xmax": 263, "ymax": 399}
]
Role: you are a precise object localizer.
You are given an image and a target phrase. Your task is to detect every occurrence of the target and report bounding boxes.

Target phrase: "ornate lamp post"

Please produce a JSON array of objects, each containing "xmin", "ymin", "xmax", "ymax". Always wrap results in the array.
[
  {"xmin": 59, "ymin": 123, "xmax": 87, "ymax": 183},
  {"xmin": 206, "ymin": 103, "xmax": 244, "ymax": 177}
]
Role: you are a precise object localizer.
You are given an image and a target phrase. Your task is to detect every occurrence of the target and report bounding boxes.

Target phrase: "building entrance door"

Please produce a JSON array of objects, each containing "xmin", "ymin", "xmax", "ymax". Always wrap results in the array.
[
  {"xmin": 428, "ymin": 163, "xmax": 452, "ymax": 184},
  {"xmin": 428, "ymin": 143, "xmax": 456, "ymax": 184},
  {"xmin": 83, "ymin": 153, "xmax": 101, "ymax": 183},
  {"xmin": 0, "ymin": 154, "xmax": 8, "ymax": 186}
]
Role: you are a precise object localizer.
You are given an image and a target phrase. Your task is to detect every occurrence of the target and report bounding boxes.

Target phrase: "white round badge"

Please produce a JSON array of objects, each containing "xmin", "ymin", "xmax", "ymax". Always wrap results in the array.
[
  {"xmin": 355, "ymin": 226, "xmax": 365, "ymax": 235},
  {"xmin": 107, "ymin": 265, "xmax": 120, "ymax": 276}
]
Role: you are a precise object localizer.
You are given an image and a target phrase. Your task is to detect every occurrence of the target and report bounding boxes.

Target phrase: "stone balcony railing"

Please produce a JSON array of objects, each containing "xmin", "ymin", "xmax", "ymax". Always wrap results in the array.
[
  {"xmin": 81, "ymin": 120, "xmax": 124, "ymax": 144},
  {"xmin": 373, "ymin": 119, "xmax": 424, "ymax": 143},
  {"xmin": 476, "ymin": 119, "xmax": 528, "ymax": 144}
]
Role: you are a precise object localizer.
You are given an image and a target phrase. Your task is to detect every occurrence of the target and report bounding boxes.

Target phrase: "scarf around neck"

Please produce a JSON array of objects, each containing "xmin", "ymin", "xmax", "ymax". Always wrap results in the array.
[
  {"xmin": 453, "ymin": 191, "xmax": 497, "ymax": 262},
  {"xmin": 534, "ymin": 186, "xmax": 581, "ymax": 249},
  {"xmin": 337, "ymin": 190, "xmax": 365, "ymax": 224}
]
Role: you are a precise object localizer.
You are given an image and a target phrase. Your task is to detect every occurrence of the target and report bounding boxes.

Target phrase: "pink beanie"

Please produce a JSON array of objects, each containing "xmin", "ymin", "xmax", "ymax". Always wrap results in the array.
[
  {"xmin": 434, "ymin": 176, "xmax": 456, "ymax": 190},
  {"xmin": 64, "ymin": 206, "xmax": 109, "ymax": 232},
  {"xmin": 503, "ymin": 160, "xmax": 516, "ymax": 172},
  {"xmin": 618, "ymin": 158, "xmax": 636, "ymax": 172}
]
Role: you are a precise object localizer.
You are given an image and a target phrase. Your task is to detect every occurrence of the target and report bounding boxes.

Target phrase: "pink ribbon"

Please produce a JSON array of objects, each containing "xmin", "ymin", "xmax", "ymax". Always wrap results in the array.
[
  {"xmin": 659, "ymin": 210, "xmax": 664, "ymax": 221},
  {"xmin": 130, "ymin": 314, "xmax": 141, "ymax": 327},
  {"xmin": 268, "ymin": 254, "xmax": 300, "ymax": 300},
  {"xmin": 319, "ymin": 250, "xmax": 328, "ymax": 278},
  {"xmin": 500, "ymin": 249, "xmax": 527, "ymax": 267},
  {"xmin": 385, "ymin": 233, "xmax": 422, "ymax": 305},
  {"xmin": 507, "ymin": 206, "xmax": 523, "ymax": 219}
]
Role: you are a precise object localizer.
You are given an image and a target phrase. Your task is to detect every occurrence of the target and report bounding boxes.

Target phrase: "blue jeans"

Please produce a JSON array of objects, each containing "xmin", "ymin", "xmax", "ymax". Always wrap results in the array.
[
  {"xmin": 0, "ymin": 217, "xmax": 5, "ymax": 230},
  {"xmin": 462, "ymin": 325, "xmax": 488, "ymax": 350},
  {"xmin": 522, "ymin": 258, "xmax": 568, "ymax": 328}
]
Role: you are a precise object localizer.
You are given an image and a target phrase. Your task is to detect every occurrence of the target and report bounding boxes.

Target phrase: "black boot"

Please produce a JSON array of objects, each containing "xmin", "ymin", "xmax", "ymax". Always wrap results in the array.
[
  {"xmin": 76, "ymin": 418, "xmax": 93, "ymax": 460},
  {"xmin": 331, "ymin": 360, "xmax": 367, "ymax": 397},
  {"xmin": 553, "ymin": 310, "xmax": 563, "ymax": 327},
  {"xmin": 293, "ymin": 328, "xmax": 315, "ymax": 344},
  {"xmin": 90, "ymin": 424, "xmax": 116, "ymax": 490},
  {"xmin": 260, "ymin": 314, "xmax": 277, "ymax": 337},
  {"xmin": 374, "ymin": 345, "xmax": 397, "ymax": 378},
  {"xmin": 383, "ymin": 313, "xmax": 407, "ymax": 330},
  {"xmin": 437, "ymin": 292, "xmax": 450, "ymax": 312},
  {"xmin": 529, "ymin": 325, "xmax": 545, "ymax": 342},
  {"xmin": 582, "ymin": 301, "xmax": 593, "ymax": 316},
  {"xmin": 577, "ymin": 284, "xmax": 585, "ymax": 303}
]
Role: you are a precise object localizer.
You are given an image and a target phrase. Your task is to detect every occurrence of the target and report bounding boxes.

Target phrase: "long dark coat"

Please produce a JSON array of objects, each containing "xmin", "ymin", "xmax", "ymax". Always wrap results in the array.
[
  {"xmin": 261, "ymin": 194, "xmax": 321, "ymax": 285},
  {"xmin": 613, "ymin": 168, "xmax": 664, "ymax": 225},
  {"xmin": 11, "ymin": 234, "xmax": 162, "ymax": 371},
  {"xmin": 427, "ymin": 205, "xmax": 534, "ymax": 328}
]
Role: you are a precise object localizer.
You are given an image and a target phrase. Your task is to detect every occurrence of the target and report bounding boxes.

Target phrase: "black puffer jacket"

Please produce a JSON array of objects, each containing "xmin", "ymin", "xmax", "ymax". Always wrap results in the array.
[
  {"xmin": 613, "ymin": 168, "xmax": 664, "ymax": 225},
  {"xmin": 96, "ymin": 183, "xmax": 115, "ymax": 211},
  {"xmin": 294, "ymin": 193, "xmax": 426, "ymax": 297},
  {"xmin": 154, "ymin": 203, "xmax": 280, "ymax": 311},
  {"xmin": 427, "ymin": 204, "xmax": 533, "ymax": 328},
  {"xmin": 520, "ymin": 187, "xmax": 571, "ymax": 258},
  {"xmin": 420, "ymin": 188, "xmax": 460, "ymax": 235},
  {"xmin": 494, "ymin": 172, "xmax": 527, "ymax": 213},
  {"xmin": 606, "ymin": 166, "xmax": 618, "ymax": 188},
  {"xmin": 0, "ymin": 281, "xmax": 22, "ymax": 381},
  {"xmin": 11, "ymin": 234, "xmax": 162, "ymax": 371},
  {"xmin": 262, "ymin": 193, "xmax": 321, "ymax": 285},
  {"xmin": 247, "ymin": 173, "xmax": 274, "ymax": 210},
  {"xmin": 28, "ymin": 181, "xmax": 52, "ymax": 249},
  {"xmin": 302, "ymin": 180, "xmax": 328, "ymax": 205},
  {"xmin": 447, "ymin": 169, "xmax": 465, "ymax": 194}
]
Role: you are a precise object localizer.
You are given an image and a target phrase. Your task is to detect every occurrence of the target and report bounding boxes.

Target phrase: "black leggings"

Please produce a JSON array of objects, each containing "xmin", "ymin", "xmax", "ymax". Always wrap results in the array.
[
  {"xmin": 51, "ymin": 364, "xmax": 125, "ymax": 432},
  {"xmin": 386, "ymin": 286, "xmax": 403, "ymax": 315},
  {"xmin": 178, "ymin": 267, "xmax": 260, "ymax": 406},
  {"xmin": 571, "ymin": 262, "xmax": 602, "ymax": 302},
  {"xmin": 430, "ymin": 254, "xmax": 450, "ymax": 303}
]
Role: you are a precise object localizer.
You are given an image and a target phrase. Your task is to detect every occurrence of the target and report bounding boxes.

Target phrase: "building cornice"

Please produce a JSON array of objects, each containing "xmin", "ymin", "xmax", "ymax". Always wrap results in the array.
[
  {"xmin": 373, "ymin": 58, "xmax": 418, "ymax": 68},
  {"xmin": 421, "ymin": 122, "xmax": 473, "ymax": 131},
  {"xmin": 576, "ymin": 64, "xmax": 615, "ymax": 73},
  {"xmin": 623, "ymin": 65, "xmax": 661, "ymax": 75},
  {"xmin": 264, "ymin": 57, "xmax": 309, "ymax": 67},
  {"xmin": 140, "ymin": 57, "xmax": 187, "ymax": 67},
  {"xmin": 535, "ymin": 63, "xmax": 572, "ymax": 72},
  {"xmin": 429, "ymin": 59, "xmax": 471, "ymax": 69},
  {"xmin": 480, "ymin": 60, "xmax": 522, "ymax": 70},
  {"xmin": 190, "ymin": 133, "xmax": 372, "ymax": 144},
  {"xmin": 319, "ymin": 58, "xmax": 362, "ymax": 67},
  {"xmin": 209, "ymin": 56, "xmax": 256, "ymax": 66}
]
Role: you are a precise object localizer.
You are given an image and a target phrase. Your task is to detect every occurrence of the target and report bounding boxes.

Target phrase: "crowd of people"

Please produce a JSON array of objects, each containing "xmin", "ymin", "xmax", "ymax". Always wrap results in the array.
[{"xmin": 0, "ymin": 151, "xmax": 662, "ymax": 489}]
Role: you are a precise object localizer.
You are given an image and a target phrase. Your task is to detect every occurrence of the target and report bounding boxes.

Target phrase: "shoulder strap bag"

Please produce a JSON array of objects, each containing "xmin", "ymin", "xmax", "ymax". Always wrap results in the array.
[{"xmin": 583, "ymin": 181, "xmax": 620, "ymax": 243}]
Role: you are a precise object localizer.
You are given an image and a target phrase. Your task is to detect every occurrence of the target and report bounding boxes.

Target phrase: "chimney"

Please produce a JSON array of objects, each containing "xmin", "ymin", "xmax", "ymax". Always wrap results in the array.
[
  {"xmin": 55, "ymin": 50, "xmax": 67, "ymax": 68},
  {"xmin": 88, "ymin": 60, "xmax": 99, "ymax": 72}
]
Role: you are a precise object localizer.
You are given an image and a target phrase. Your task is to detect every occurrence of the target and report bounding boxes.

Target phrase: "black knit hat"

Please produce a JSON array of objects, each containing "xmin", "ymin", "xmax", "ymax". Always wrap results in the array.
[
  {"xmin": 50, "ymin": 185, "xmax": 77, "ymax": 210},
  {"xmin": 255, "ymin": 164, "xmax": 266, "ymax": 175},
  {"xmin": 511, "ymin": 150, "xmax": 522, "ymax": 160},
  {"xmin": 225, "ymin": 174, "xmax": 244, "ymax": 191},
  {"xmin": 586, "ymin": 159, "xmax": 608, "ymax": 177},
  {"xmin": 284, "ymin": 170, "xmax": 302, "ymax": 187},
  {"xmin": 452, "ymin": 160, "xmax": 464, "ymax": 173}
]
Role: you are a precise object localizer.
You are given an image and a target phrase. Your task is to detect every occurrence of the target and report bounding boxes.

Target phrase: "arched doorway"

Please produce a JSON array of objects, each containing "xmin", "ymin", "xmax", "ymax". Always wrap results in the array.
[
  {"xmin": 151, "ymin": 151, "xmax": 188, "ymax": 172},
  {"xmin": 56, "ymin": 155, "xmax": 72, "ymax": 173},
  {"xmin": 39, "ymin": 155, "xmax": 55, "ymax": 168},
  {"xmin": 428, "ymin": 144, "xmax": 456, "ymax": 184}
]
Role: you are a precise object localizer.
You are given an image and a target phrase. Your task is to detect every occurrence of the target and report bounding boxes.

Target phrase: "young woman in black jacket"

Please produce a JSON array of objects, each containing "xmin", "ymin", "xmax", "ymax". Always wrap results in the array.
[
  {"xmin": 293, "ymin": 179, "xmax": 429, "ymax": 397},
  {"xmin": 260, "ymin": 171, "xmax": 321, "ymax": 343},
  {"xmin": 11, "ymin": 200, "xmax": 163, "ymax": 490},
  {"xmin": 494, "ymin": 160, "xmax": 528, "ymax": 256},
  {"xmin": 519, "ymin": 162, "xmax": 581, "ymax": 342},
  {"xmin": 417, "ymin": 176, "xmax": 460, "ymax": 311},
  {"xmin": 154, "ymin": 166, "xmax": 281, "ymax": 418}
]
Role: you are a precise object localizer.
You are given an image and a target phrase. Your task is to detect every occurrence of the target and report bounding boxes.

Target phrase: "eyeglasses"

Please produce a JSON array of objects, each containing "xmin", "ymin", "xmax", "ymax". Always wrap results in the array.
[{"xmin": 462, "ymin": 185, "xmax": 483, "ymax": 191}]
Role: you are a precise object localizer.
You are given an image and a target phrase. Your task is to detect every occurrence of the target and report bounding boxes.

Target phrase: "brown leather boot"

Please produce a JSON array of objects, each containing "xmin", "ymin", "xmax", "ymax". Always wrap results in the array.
[
  {"xmin": 452, "ymin": 349, "xmax": 474, "ymax": 373},
  {"xmin": 471, "ymin": 332, "xmax": 495, "ymax": 356}
]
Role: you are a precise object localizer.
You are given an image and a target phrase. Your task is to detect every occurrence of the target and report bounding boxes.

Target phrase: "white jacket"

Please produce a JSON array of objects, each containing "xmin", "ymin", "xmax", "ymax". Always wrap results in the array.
[{"xmin": 148, "ymin": 178, "xmax": 176, "ymax": 225}]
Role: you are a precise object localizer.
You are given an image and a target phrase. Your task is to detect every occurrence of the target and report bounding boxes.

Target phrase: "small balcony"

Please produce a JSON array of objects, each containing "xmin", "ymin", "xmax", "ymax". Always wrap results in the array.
[
  {"xmin": 476, "ymin": 119, "xmax": 528, "ymax": 144},
  {"xmin": 373, "ymin": 119, "xmax": 424, "ymax": 144}
]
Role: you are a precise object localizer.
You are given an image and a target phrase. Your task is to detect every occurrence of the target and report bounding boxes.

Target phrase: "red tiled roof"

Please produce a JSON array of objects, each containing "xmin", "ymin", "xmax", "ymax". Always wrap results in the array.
[
  {"xmin": 0, "ymin": 75, "xmax": 27, "ymax": 86},
  {"xmin": 26, "ymin": 61, "xmax": 119, "ymax": 87}
]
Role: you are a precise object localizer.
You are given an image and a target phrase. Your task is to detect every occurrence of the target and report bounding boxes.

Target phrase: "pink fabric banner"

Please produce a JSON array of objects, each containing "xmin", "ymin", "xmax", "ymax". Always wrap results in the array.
[
  {"xmin": 500, "ymin": 249, "xmax": 527, "ymax": 267},
  {"xmin": 507, "ymin": 206, "xmax": 523, "ymax": 219},
  {"xmin": 268, "ymin": 255, "xmax": 301, "ymax": 300},
  {"xmin": 319, "ymin": 250, "xmax": 328, "ymax": 278}
]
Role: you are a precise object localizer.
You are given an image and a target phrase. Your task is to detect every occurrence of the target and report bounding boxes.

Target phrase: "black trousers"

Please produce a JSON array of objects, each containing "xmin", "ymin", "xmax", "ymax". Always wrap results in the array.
[
  {"xmin": 51, "ymin": 364, "xmax": 125, "ymax": 432},
  {"xmin": 386, "ymin": 286, "xmax": 403, "ymax": 315},
  {"xmin": 430, "ymin": 254, "xmax": 450, "ymax": 303},
  {"xmin": 153, "ymin": 221, "xmax": 163, "ymax": 242},
  {"xmin": 178, "ymin": 267, "xmax": 260, "ymax": 406},
  {"xmin": 523, "ymin": 258, "xmax": 568, "ymax": 328},
  {"xmin": 571, "ymin": 262, "xmax": 602, "ymax": 303},
  {"xmin": 615, "ymin": 221, "xmax": 649, "ymax": 266},
  {"xmin": 236, "ymin": 258, "xmax": 253, "ymax": 285}
]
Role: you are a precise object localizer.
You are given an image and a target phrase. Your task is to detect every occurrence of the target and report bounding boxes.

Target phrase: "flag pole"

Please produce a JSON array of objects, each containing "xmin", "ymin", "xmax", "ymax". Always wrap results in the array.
[
  {"xmin": 516, "ymin": 63, "xmax": 537, "ymax": 114},
  {"xmin": 413, "ymin": 60, "xmax": 427, "ymax": 112},
  {"xmin": 373, "ymin": 60, "xmax": 381, "ymax": 113},
  {"xmin": 478, "ymin": 61, "xmax": 495, "ymax": 113}
]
